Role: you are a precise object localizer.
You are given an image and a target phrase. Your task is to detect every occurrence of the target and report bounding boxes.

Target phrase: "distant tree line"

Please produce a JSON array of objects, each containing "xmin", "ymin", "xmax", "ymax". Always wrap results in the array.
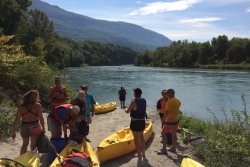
[
  {"xmin": 0, "ymin": 0, "xmax": 137, "ymax": 69},
  {"xmin": 134, "ymin": 35, "xmax": 250, "ymax": 68}
]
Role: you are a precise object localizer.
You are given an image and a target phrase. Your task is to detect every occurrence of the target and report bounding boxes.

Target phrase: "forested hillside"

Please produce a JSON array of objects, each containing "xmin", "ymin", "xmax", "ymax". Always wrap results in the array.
[
  {"xmin": 135, "ymin": 36, "xmax": 250, "ymax": 69},
  {"xmin": 29, "ymin": 0, "xmax": 172, "ymax": 52},
  {"xmin": 0, "ymin": 0, "xmax": 137, "ymax": 70}
]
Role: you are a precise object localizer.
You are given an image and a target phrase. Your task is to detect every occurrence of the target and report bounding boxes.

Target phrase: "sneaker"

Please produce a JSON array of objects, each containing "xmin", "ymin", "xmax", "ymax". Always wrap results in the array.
[{"xmin": 157, "ymin": 149, "xmax": 167, "ymax": 155}]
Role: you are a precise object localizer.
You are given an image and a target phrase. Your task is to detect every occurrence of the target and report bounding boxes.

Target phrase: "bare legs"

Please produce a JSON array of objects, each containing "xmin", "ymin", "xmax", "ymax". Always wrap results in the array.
[
  {"xmin": 120, "ymin": 101, "xmax": 125, "ymax": 109},
  {"xmin": 132, "ymin": 131, "xmax": 145, "ymax": 157},
  {"xmin": 20, "ymin": 137, "xmax": 29, "ymax": 155}
]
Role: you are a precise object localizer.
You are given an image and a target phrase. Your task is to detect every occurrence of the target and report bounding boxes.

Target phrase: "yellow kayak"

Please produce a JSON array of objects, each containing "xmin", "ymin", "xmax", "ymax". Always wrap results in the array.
[
  {"xmin": 96, "ymin": 121, "xmax": 153, "ymax": 163},
  {"xmin": 0, "ymin": 150, "xmax": 39, "ymax": 167},
  {"xmin": 180, "ymin": 157, "xmax": 205, "ymax": 167},
  {"xmin": 50, "ymin": 139, "xmax": 100, "ymax": 167},
  {"xmin": 95, "ymin": 102, "xmax": 116, "ymax": 114}
]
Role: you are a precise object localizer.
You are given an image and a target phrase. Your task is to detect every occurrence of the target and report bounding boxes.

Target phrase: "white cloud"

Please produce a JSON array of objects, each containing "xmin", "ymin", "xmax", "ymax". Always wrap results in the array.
[
  {"xmin": 247, "ymin": 8, "xmax": 250, "ymax": 12},
  {"xmin": 136, "ymin": 1, "xmax": 142, "ymax": 4},
  {"xmin": 180, "ymin": 17, "xmax": 223, "ymax": 23},
  {"xmin": 129, "ymin": 0, "xmax": 202, "ymax": 16}
]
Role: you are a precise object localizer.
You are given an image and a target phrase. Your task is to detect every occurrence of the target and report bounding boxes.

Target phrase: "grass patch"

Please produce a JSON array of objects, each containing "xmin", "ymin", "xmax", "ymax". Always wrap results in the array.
[{"xmin": 179, "ymin": 94, "xmax": 250, "ymax": 167}]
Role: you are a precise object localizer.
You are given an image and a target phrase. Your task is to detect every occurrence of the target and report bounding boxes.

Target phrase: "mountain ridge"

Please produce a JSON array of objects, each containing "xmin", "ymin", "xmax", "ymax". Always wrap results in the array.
[{"xmin": 30, "ymin": 0, "xmax": 172, "ymax": 52}]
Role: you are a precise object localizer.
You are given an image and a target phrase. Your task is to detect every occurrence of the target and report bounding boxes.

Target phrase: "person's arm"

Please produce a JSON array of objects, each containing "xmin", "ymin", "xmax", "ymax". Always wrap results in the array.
[
  {"xmin": 91, "ymin": 96, "xmax": 96, "ymax": 117},
  {"xmin": 83, "ymin": 102, "xmax": 87, "ymax": 119},
  {"xmin": 47, "ymin": 87, "xmax": 58, "ymax": 101},
  {"xmin": 11, "ymin": 107, "xmax": 22, "ymax": 138},
  {"xmin": 63, "ymin": 87, "xmax": 69, "ymax": 101},
  {"xmin": 37, "ymin": 103, "xmax": 45, "ymax": 133},
  {"xmin": 125, "ymin": 100, "xmax": 136, "ymax": 113},
  {"xmin": 70, "ymin": 98, "xmax": 76, "ymax": 105}
]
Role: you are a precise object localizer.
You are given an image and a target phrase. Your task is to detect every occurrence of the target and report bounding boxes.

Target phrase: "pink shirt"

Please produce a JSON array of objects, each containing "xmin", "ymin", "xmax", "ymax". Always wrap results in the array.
[{"xmin": 160, "ymin": 99, "xmax": 167, "ymax": 114}]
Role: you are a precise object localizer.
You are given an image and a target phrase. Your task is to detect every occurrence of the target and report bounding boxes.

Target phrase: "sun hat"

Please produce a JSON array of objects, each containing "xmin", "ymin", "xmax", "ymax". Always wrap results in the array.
[
  {"xmin": 70, "ymin": 105, "xmax": 80, "ymax": 114},
  {"xmin": 133, "ymin": 88, "xmax": 142, "ymax": 95},
  {"xmin": 77, "ymin": 91, "xmax": 86, "ymax": 101},
  {"xmin": 166, "ymin": 88, "xmax": 175, "ymax": 94}
]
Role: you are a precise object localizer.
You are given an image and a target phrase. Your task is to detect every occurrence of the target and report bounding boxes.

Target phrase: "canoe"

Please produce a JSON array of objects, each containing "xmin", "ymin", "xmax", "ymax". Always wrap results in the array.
[
  {"xmin": 96, "ymin": 121, "xmax": 153, "ymax": 163},
  {"xmin": 0, "ymin": 150, "xmax": 39, "ymax": 167},
  {"xmin": 94, "ymin": 101, "xmax": 116, "ymax": 114},
  {"xmin": 50, "ymin": 139, "xmax": 100, "ymax": 167},
  {"xmin": 180, "ymin": 157, "xmax": 205, "ymax": 167}
]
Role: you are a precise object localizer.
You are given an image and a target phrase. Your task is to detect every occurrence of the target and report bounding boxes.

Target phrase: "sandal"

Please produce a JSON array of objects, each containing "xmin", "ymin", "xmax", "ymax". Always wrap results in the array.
[
  {"xmin": 168, "ymin": 147, "xmax": 176, "ymax": 153},
  {"xmin": 86, "ymin": 138, "xmax": 91, "ymax": 142},
  {"xmin": 157, "ymin": 149, "xmax": 167, "ymax": 155},
  {"xmin": 134, "ymin": 153, "xmax": 142, "ymax": 157}
]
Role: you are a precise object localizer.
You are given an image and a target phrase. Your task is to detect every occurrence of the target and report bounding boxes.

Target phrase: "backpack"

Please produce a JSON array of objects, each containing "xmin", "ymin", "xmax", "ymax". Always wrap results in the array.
[
  {"xmin": 69, "ymin": 131, "xmax": 83, "ymax": 144},
  {"xmin": 36, "ymin": 133, "xmax": 53, "ymax": 153},
  {"xmin": 62, "ymin": 152, "xmax": 91, "ymax": 167}
]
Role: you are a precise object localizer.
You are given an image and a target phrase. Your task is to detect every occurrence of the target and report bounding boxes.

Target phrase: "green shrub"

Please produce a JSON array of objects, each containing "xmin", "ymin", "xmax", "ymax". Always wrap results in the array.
[
  {"xmin": 180, "ymin": 94, "xmax": 250, "ymax": 167},
  {"xmin": 0, "ymin": 94, "xmax": 18, "ymax": 140}
]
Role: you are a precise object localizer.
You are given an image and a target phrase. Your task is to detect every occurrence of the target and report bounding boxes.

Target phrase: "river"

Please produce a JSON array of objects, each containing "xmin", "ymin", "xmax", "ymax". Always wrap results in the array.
[{"xmin": 62, "ymin": 65, "xmax": 250, "ymax": 120}]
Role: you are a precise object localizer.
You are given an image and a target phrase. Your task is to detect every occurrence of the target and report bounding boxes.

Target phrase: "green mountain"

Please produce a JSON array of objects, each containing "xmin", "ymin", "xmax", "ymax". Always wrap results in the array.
[{"xmin": 30, "ymin": 0, "xmax": 172, "ymax": 52}]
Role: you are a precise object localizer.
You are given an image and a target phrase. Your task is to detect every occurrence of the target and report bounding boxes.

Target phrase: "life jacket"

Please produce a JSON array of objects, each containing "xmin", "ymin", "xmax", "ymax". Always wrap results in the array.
[
  {"xmin": 51, "ymin": 85, "xmax": 66, "ymax": 104},
  {"xmin": 156, "ymin": 98, "xmax": 162, "ymax": 110},
  {"xmin": 130, "ymin": 98, "xmax": 146, "ymax": 119},
  {"xmin": 50, "ymin": 104, "xmax": 72, "ymax": 124}
]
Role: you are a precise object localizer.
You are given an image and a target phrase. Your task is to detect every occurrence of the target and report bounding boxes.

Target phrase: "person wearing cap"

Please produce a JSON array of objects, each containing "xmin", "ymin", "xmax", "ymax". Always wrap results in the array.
[
  {"xmin": 70, "ymin": 91, "xmax": 87, "ymax": 128},
  {"xmin": 118, "ymin": 86, "xmax": 127, "ymax": 109},
  {"xmin": 47, "ymin": 76, "xmax": 69, "ymax": 109},
  {"xmin": 125, "ymin": 88, "xmax": 147, "ymax": 157},
  {"xmin": 158, "ymin": 88, "xmax": 181, "ymax": 154},
  {"xmin": 80, "ymin": 84, "xmax": 96, "ymax": 142},
  {"xmin": 47, "ymin": 104, "xmax": 80, "ymax": 139}
]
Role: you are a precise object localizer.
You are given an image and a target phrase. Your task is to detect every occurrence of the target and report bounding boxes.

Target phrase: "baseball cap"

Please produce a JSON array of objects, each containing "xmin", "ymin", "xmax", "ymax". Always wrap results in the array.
[
  {"xmin": 133, "ymin": 88, "xmax": 142, "ymax": 95},
  {"xmin": 166, "ymin": 88, "xmax": 175, "ymax": 94},
  {"xmin": 77, "ymin": 91, "xmax": 86, "ymax": 101},
  {"xmin": 80, "ymin": 85, "xmax": 88, "ymax": 89}
]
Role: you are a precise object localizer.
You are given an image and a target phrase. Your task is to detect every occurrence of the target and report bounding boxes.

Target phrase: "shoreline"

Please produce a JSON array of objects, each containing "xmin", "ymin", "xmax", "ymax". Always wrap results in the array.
[{"xmin": 0, "ymin": 107, "xmax": 193, "ymax": 167}]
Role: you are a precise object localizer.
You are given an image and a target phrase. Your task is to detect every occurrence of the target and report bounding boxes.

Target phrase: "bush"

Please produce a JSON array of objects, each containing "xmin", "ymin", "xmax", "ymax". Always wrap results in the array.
[
  {"xmin": 0, "ymin": 94, "xmax": 18, "ymax": 140},
  {"xmin": 179, "ymin": 94, "xmax": 250, "ymax": 167}
]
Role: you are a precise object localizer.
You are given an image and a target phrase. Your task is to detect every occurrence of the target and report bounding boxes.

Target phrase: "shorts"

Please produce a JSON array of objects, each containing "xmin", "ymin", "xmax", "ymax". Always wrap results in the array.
[
  {"xmin": 130, "ymin": 119, "xmax": 145, "ymax": 132},
  {"xmin": 86, "ymin": 116, "xmax": 92, "ymax": 124},
  {"xmin": 119, "ymin": 96, "xmax": 125, "ymax": 101},
  {"xmin": 21, "ymin": 123, "xmax": 42, "ymax": 138},
  {"xmin": 162, "ymin": 124, "xmax": 179, "ymax": 133},
  {"xmin": 47, "ymin": 116, "xmax": 61, "ymax": 133}
]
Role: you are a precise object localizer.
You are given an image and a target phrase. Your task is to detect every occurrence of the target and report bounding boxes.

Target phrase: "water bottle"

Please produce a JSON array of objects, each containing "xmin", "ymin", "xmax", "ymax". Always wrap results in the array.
[{"xmin": 31, "ymin": 147, "xmax": 38, "ymax": 157}]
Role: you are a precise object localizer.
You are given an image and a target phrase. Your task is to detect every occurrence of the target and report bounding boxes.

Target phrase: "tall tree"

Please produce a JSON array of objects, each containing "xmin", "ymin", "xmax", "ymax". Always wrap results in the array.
[{"xmin": 0, "ymin": 0, "xmax": 31, "ymax": 35}]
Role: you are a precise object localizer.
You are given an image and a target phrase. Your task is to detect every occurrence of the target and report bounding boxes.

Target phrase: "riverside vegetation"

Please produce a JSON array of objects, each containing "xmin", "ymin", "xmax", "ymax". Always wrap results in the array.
[{"xmin": 179, "ymin": 94, "xmax": 250, "ymax": 167}]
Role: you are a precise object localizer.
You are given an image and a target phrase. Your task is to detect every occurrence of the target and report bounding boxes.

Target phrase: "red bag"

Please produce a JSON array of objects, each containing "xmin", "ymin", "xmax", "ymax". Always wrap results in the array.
[{"xmin": 63, "ymin": 152, "xmax": 91, "ymax": 167}]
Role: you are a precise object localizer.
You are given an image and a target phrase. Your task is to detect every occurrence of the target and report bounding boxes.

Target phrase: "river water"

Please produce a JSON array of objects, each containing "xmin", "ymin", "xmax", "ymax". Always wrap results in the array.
[{"xmin": 62, "ymin": 65, "xmax": 250, "ymax": 120}]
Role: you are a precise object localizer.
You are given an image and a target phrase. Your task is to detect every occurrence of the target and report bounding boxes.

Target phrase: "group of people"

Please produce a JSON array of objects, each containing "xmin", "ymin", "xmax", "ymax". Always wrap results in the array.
[
  {"xmin": 11, "ymin": 75, "xmax": 181, "ymax": 158},
  {"xmin": 11, "ymin": 76, "xmax": 96, "ymax": 155},
  {"xmin": 124, "ymin": 87, "xmax": 181, "ymax": 157}
]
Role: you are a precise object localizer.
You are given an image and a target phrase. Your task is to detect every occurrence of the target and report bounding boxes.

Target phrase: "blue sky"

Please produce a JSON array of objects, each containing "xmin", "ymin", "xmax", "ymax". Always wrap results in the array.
[{"xmin": 40, "ymin": 0, "xmax": 250, "ymax": 42}]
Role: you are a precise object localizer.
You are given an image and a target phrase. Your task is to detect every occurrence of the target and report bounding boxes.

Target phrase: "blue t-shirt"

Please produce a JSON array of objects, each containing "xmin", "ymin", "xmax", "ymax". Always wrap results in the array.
[
  {"xmin": 85, "ymin": 93, "xmax": 95, "ymax": 116},
  {"xmin": 48, "ymin": 108, "xmax": 67, "ymax": 120}
]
